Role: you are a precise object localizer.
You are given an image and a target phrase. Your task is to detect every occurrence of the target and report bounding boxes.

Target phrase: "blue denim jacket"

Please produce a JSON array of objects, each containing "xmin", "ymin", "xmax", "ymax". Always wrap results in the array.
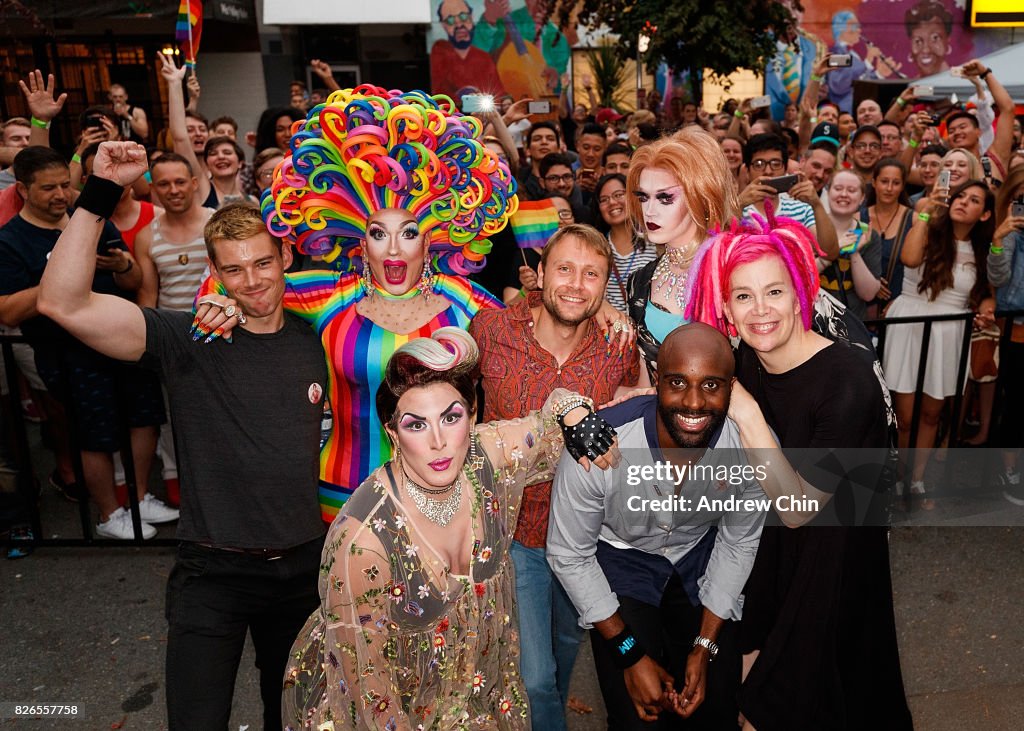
[{"xmin": 989, "ymin": 230, "xmax": 1024, "ymax": 320}]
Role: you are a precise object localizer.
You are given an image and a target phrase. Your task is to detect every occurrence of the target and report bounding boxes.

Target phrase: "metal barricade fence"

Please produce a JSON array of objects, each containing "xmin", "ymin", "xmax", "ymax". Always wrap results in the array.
[
  {"xmin": 3, "ymin": 310, "xmax": 1023, "ymax": 550},
  {"xmin": 1, "ymin": 331, "xmax": 175, "ymax": 548}
]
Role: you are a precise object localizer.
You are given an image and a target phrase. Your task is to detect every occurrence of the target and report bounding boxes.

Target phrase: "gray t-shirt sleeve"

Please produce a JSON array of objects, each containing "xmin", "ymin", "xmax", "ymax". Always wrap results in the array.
[
  {"xmin": 546, "ymin": 449, "xmax": 619, "ymax": 628},
  {"xmin": 861, "ymin": 231, "xmax": 883, "ymax": 278}
]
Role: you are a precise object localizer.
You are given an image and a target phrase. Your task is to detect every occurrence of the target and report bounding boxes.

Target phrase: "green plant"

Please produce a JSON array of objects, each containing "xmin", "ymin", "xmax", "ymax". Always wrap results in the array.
[{"xmin": 584, "ymin": 38, "xmax": 633, "ymax": 111}]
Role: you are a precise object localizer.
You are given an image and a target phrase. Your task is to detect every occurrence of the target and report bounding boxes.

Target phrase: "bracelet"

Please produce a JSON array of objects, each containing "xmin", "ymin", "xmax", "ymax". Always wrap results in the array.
[
  {"xmin": 70, "ymin": 153, "xmax": 82, "ymax": 164},
  {"xmin": 810, "ymin": 74, "xmax": 823, "ymax": 83},
  {"xmin": 553, "ymin": 394, "xmax": 593, "ymax": 422},
  {"xmin": 734, "ymin": 109, "xmax": 744, "ymax": 119},
  {"xmin": 980, "ymin": 68, "xmax": 992, "ymax": 80},
  {"xmin": 76, "ymin": 174, "xmax": 125, "ymax": 220},
  {"xmin": 917, "ymin": 212, "xmax": 931, "ymax": 223},
  {"xmin": 809, "ymin": 117, "xmax": 818, "ymax": 125},
  {"xmin": 518, "ymin": 287, "xmax": 527, "ymax": 299},
  {"xmin": 30, "ymin": 116, "xmax": 49, "ymax": 129},
  {"xmin": 692, "ymin": 635, "xmax": 719, "ymax": 660},
  {"xmin": 896, "ymin": 97, "xmax": 908, "ymax": 108},
  {"xmin": 990, "ymin": 244, "xmax": 1004, "ymax": 255},
  {"xmin": 908, "ymin": 138, "xmax": 919, "ymax": 148},
  {"xmin": 115, "ymin": 260, "xmax": 134, "ymax": 275},
  {"xmin": 607, "ymin": 626, "xmax": 646, "ymax": 670}
]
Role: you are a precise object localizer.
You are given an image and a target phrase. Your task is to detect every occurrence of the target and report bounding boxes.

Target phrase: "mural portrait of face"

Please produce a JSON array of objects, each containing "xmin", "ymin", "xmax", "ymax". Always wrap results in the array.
[{"xmin": 903, "ymin": 0, "xmax": 953, "ymax": 77}]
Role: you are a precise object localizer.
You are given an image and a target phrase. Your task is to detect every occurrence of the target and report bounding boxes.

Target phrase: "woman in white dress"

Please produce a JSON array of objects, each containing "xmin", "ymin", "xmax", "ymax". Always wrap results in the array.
[{"xmin": 883, "ymin": 180, "xmax": 996, "ymax": 504}]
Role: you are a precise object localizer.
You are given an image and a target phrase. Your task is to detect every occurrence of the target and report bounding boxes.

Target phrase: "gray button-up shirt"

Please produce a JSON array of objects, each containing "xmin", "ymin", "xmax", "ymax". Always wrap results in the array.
[{"xmin": 547, "ymin": 397, "xmax": 767, "ymax": 626}]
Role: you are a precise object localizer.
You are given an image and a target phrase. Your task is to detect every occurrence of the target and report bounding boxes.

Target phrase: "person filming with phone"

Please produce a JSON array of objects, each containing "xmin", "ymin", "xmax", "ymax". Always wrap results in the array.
[{"xmin": 739, "ymin": 133, "xmax": 838, "ymax": 261}]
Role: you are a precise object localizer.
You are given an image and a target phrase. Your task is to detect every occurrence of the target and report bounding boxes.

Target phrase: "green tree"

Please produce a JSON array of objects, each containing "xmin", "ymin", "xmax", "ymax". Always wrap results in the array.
[
  {"xmin": 554, "ymin": 0, "xmax": 797, "ymax": 87},
  {"xmin": 585, "ymin": 39, "xmax": 633, "ymax": 110}
]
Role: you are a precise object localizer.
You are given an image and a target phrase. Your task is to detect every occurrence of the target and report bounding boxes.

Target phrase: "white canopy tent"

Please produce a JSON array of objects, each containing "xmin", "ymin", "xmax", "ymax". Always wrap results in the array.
[{"xmin": 912, "ymin": 43, "xmax": 1024, "ymax": 103}]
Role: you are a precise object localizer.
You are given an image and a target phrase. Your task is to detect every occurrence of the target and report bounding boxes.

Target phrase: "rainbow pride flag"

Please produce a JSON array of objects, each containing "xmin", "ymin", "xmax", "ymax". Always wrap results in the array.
[
  {"xmin": 175, "ymin": 0, "xmax": 203, "ymax": 68},
  {"xmin": 510, "ymin": 199, "xmax": 560, "ymax": 249}
]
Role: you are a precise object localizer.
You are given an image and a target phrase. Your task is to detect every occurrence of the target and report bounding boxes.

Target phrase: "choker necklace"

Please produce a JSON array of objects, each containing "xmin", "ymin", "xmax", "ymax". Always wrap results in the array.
[
  {"xmin": 653, "ymin": 242, "xmax": 701, "ymax": 312},
  {"xmin": 372, "ymin": 281, "xmax": 421, "ymax": 301},
  {"xmin": 404, "ymin": 472, "xmax": 462, "ymax": 526}
]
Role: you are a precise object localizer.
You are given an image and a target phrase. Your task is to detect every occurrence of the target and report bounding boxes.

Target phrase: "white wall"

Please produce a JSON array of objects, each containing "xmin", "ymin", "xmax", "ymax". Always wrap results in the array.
[
  {"xmin": 263, "ymin": 0, "xmax": 430, "ymax": 24},
  {"xmin": 192, "ymin": 52, "xmax": 269, "ymax": 148}
]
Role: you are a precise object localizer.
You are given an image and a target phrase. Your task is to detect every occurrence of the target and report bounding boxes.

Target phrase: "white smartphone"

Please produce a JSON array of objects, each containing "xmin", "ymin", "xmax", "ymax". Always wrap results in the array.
[
  {"xmin": 750, "ymin": 95, "xmax": 771, "ymax": 110},
  {"xmin": 914, "ymin": 85, "xmax": 934, "ymax": 98}
]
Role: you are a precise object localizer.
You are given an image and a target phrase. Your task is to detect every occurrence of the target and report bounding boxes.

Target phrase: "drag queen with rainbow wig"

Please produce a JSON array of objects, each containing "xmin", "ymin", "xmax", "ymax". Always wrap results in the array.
[{"xmin": 195, "ymin": 85, "xmax": 514, "ymax": 521}]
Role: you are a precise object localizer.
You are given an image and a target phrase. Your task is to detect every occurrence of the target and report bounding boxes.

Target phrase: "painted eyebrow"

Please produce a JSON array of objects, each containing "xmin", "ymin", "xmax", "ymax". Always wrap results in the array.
[{"xmin": 440, "ymin": 401, "xmax": 463, "ymax": 417}]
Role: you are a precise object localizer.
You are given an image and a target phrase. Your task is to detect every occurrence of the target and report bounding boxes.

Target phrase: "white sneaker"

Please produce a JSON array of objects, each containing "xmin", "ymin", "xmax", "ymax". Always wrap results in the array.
[
  {"xmin": 96, "ymin": 507, "xmax": 156, "ymax": 540},
  {"xmin": 137, "ymin": 493, "xmax": 179, "ymax": 524}
]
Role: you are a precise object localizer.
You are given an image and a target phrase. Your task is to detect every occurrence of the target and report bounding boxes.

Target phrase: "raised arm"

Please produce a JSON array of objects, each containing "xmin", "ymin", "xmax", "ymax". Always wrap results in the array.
[
  {"xmin": 20, "ymin": 69, "xmax": 66, "ymax": 150},
  {"xmin": 309, "ymin": 59, "xmax": 340, "ymax": 93},
  {"xmin": 37, "ymin": 142, "xmax": 148, "ymax": 362},
  {"xmin": 157, "ymin": 53, "xmax": 210, "ymax": 205}
]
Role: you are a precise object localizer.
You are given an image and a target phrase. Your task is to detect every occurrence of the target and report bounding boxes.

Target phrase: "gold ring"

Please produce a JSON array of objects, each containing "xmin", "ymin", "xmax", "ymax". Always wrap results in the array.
[
  {"xmin": 611, "ymin": 320, "xmax": 624, "ymax": 333},
  {"xmin": 224, "ymin": 305, "xmax": 237, "ymax": 318}
]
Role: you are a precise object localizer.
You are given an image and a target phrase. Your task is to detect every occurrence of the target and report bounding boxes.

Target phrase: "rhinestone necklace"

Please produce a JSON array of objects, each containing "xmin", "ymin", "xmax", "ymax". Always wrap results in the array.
[
  {"xmin": 653, "ymin": 242, "xmax": 701, "ymax": 311},
  {"xmin": 404, "ymin": 473, "xmax": 463, "ymax": 526}
]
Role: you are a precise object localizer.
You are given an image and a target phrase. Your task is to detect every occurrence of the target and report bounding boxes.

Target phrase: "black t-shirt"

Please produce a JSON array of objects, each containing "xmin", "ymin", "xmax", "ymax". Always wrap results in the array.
[
  {"xmin": 140, "ymin": 309, "xmax": 328, "ymax": 549},
  {"xmin": 0, "ymin": 212, "xmax": 129, "ymax": 355}
]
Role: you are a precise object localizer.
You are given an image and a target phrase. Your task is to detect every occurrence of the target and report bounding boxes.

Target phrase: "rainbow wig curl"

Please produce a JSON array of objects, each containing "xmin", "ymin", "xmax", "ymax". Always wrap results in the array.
[
  {"xmin": 261, "ymin": 84, "xmax": 519, "ymax": 275},
  {"xmin": 684, "ymin": 202, "xmax": 824, "ymax": 337}
]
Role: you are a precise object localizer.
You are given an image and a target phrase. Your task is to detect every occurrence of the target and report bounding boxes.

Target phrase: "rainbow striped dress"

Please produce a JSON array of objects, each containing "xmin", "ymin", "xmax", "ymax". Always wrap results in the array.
[{"xmin": 281, "ymin": 272, "xmax": 501, "ymax": 521}]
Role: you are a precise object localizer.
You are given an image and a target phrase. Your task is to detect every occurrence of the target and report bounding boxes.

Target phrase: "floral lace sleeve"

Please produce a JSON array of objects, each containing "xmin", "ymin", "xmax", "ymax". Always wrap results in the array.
[
  {"xmin": 314, "ymin": 510, "xmax": 421, "ymax": 731},
  {"xmin": 476, "ymin": 387, "xmax": 576, "ymax": 502}
]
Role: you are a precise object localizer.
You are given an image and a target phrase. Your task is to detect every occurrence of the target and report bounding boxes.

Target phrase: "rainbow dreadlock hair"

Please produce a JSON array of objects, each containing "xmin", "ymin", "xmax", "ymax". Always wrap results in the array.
[
  {"xmin": 684, "ymin": 202, "xmax": 824, "ymax": 337},
  {"xmin": 261, "ymin": 84, "xmax": 519, "ymax": 274}
]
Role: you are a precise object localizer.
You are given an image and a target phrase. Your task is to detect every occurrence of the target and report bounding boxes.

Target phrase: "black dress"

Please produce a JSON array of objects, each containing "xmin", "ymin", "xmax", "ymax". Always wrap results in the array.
[{"xmin": 736, "ymin": 339, "xmax": 913, "ymax": 731}]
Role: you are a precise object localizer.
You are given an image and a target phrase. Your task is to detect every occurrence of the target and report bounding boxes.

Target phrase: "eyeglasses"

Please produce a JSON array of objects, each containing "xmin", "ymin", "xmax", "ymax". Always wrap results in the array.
[
  {"xmin": 556, "ymin": 209, "xmax": 574, "ymax": 220},
  {"xmin": 257, "ymin": 169, "xmax": 275, "ymax": 181},
  {"xmin": 750, "ymin": 159, "xmax": 785, "ymax": 172},
  {"xmin": 442, "ymin": 11, "xmax": 471, "ymax": 25},
  {"xmin": 853, "ymin": 142, "xmax": 881, "ymax": 151},
  {"xmin": 598, "ymin": 190, "xmax": 627, "ymax": 206},
  {"xmin": 544, "ymin": 173, "xmax": 574, "ymax": 184}
]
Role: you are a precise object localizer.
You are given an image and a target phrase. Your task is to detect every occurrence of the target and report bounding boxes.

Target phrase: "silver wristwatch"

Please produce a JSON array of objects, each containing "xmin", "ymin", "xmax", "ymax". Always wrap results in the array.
[{"xmin": 692, "ymin": 635, "xmax": 719, "ymax": 660}]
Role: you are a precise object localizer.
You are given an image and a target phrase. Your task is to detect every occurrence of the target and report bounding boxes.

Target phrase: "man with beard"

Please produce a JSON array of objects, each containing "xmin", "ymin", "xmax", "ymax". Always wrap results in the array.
[
  {"xmin": 548, "ymin": 323, "xmax": 767, "ymax": 729},
  {"xmin": 470, "ymin": 223, "xmax": 639, "ymax": 731},
  {"xmin": 429, "ymin": 0, "xmax": 505, "ymax": 100},
  {"xmin": 847, "ymin": 124, "xmax": 883, "ymax": 183}
]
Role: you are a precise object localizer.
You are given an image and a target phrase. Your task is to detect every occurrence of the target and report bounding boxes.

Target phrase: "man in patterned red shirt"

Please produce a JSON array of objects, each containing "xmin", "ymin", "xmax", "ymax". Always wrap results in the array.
[{"xmin": 470, "ymin": 223, "xmax": 639, "ymax": 730}]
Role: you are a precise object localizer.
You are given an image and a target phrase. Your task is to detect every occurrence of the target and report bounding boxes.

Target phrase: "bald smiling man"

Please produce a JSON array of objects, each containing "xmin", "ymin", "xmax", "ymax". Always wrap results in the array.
[{"xmin": 548, "ymin": 323, "xmax": 768, "ymax": 729}]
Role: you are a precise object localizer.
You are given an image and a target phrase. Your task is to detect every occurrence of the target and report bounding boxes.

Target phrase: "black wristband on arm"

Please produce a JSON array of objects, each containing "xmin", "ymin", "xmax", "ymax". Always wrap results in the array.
[
  {"xmin": 76, "ymin": 175, "xmax": 124, "ymax": 220},
  {"xmin": 607, "ymin": 625, "xmax": 646, "ymax": 670}
]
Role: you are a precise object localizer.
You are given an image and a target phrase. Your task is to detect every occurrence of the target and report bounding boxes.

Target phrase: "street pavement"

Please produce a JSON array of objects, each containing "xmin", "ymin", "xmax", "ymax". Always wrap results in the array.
[{"xmin": 2, "ymin": 447, "xmax": 1024, "ymax": 729}]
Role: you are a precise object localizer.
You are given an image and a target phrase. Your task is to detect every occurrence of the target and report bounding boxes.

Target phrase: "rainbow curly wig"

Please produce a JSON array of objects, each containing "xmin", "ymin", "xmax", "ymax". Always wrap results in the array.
[
  {"xmin": 261, "ymin": 84, "xmax": 518, "ymax": 274},
  {"xmin": 684, "ymin": 203, "xmax": 824, "ymax": 336}
]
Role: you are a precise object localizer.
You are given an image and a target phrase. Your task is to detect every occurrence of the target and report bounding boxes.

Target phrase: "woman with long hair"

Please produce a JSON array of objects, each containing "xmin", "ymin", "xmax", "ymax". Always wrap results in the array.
[
  {"xmin": 283, "ymin": 328, "xmax": 617, "ymax": 729},
  {"xmin": 193, "ymin": 85, "xmax": 516, "ymax": 522},
  {"xmin": 867, "ymin": 158, "xmax": 914, "ymax": 306},
  {"xmin": 591, "ymin": 173, "xmax": 656, "ymax": 313},
  {"xmin": 883, "ymin": 179, "xmax": 996, "ymax": 504},
  {"xmin": 720, "ymin": 135, "xmax": 744, "ymax": 191},
  {"xmin": 684, "ymin": 212, "xmax": 912, "ymax": 731},
  {"xmin": 625, "ymin": 127, "xmax": 739, "ymax": 384}
]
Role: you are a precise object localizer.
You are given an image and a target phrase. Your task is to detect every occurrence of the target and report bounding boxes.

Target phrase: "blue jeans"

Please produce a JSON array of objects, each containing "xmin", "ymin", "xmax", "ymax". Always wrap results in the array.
[{"xmin": 511, "ymin": 540, "xmax": 584, "ymax": 731}]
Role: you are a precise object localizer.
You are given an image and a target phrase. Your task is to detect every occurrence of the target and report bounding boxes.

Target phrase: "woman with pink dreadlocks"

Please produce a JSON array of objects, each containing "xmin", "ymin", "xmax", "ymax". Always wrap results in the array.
[{"xmin": 684, "ymin": 210, "xmax": 912, "ymax": 731}]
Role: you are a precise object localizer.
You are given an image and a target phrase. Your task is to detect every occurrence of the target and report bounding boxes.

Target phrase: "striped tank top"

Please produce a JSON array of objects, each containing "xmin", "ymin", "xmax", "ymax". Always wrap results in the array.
[{"xmin": 150, "ymin": 214, "xmax": 212, "ymax": 311}]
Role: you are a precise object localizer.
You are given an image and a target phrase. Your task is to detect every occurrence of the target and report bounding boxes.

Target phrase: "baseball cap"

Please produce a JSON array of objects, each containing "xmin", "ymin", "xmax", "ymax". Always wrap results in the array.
[
  {"xmin": 810, "ymin": 121, "xmax": 840, "ymax": 148},
  {"xmin": 849, "ymin": 125, "xmax": 881, "ymax": 144},
  {"xmin": 595, "ymin": 107, "xmax": 625, "ymax": 125}
]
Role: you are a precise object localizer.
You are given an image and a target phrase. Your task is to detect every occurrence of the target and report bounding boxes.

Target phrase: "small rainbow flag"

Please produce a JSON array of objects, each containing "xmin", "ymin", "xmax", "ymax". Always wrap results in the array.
[
  {"xmin": 175, "ymin": 0, "xmax": 203, "ymax": 68},
  {"xmin": 510, "ymin": 199, "xmax": 560, "ymax": 249}
]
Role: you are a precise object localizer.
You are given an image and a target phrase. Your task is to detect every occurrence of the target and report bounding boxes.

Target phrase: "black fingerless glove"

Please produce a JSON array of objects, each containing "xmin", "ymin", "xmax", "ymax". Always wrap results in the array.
[{"xmin": 561, "ymin": 411, "xmax": 616, "ymax": 462}]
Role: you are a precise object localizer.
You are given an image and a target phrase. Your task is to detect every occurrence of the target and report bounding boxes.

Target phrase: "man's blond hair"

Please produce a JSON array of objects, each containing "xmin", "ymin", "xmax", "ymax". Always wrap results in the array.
[{"xmin": 203, "ymin": 202, "xmax": 280, "ymax": 263}]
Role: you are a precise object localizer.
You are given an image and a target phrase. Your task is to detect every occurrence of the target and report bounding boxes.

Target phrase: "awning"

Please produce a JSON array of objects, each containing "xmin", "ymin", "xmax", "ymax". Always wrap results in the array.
[
  {"xmin": 262, "ymin": 0, "xmax": 430, "ymax": 24},
  {"xmin": 912, "ymin": 43, "xmax": 1024, "ymax": 104}
]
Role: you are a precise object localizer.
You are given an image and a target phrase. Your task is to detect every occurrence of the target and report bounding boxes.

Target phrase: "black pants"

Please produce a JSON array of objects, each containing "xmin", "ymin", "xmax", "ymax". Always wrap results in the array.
[
  {"xmin": 997, "ymin": 340, "xmax": 1024, "ymax": 448},
  {"xmin": 165, "ymin": 539, "xmax": 321, "ymax": 731},
  {"xmin": 590, "ymin": 574, "xmax": 740, "ymax": 731}
]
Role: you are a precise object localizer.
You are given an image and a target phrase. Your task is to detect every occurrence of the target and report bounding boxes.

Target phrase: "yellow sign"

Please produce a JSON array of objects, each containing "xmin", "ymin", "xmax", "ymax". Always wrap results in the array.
[{"xmin": 971, "ymin": 0, "xmax": 1024, "ymax": 27}]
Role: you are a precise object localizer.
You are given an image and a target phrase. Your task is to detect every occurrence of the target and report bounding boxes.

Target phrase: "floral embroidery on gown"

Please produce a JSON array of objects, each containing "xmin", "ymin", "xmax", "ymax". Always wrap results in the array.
[{"xmin": 284, "ymin": 389, "xmax": 577, "ymax": 731}]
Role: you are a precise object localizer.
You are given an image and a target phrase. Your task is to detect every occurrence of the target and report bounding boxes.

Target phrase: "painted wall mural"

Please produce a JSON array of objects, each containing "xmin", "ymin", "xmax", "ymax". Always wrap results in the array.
[
  {"xmin": 767, "ymin": 0, "xmax": 1014, "ymax": 118},
  {"xmin": 427, "ymin": 0, "xmax": 576, "ymax": 103}
]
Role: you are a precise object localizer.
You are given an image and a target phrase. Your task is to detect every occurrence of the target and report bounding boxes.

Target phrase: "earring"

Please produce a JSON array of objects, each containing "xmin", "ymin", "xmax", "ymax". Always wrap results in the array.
[
  {"xmin": 418, "ymin": 257, "xmax": 435, "ymax": 298},
  {"xmin": 726, "ymin": 322, "xmax": 738, "ymax": 338},
  {"xmin": 468, "ymin": 427, "xmax": 484, "ymax": 471},
  {"xmin": 361, "ymin": 257, "xmax": 373, "ymax": 298}
]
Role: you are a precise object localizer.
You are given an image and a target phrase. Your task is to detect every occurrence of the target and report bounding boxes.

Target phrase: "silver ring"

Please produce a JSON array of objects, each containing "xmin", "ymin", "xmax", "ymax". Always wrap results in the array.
[
  {"xmin": 611, "ymin": 320, "xmax": 624, "ymax": 333},
  {"xmin": 197, "ymin": 297, "xmax": 224, "ymax": 309},
  {"xmin": 236, "ymin": 312, "xmax": 247, "ymax": 325},
  {"xmin": 224, "ymin": 305, "xmax": 237, "ymax": 318}
]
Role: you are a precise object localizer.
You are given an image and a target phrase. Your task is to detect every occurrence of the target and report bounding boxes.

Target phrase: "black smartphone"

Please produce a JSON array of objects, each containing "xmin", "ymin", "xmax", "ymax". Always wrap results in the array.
[
  {"xmin": 84, "ymin": 116, "xmax": 105, "ymax": 130},
  {"xmin": 765, "ymin": 174, "xmax": 799, "ymax": 193},
  {"xmin": 981, "ymin": 156, "xmax": 993, "ymax": 178}
]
